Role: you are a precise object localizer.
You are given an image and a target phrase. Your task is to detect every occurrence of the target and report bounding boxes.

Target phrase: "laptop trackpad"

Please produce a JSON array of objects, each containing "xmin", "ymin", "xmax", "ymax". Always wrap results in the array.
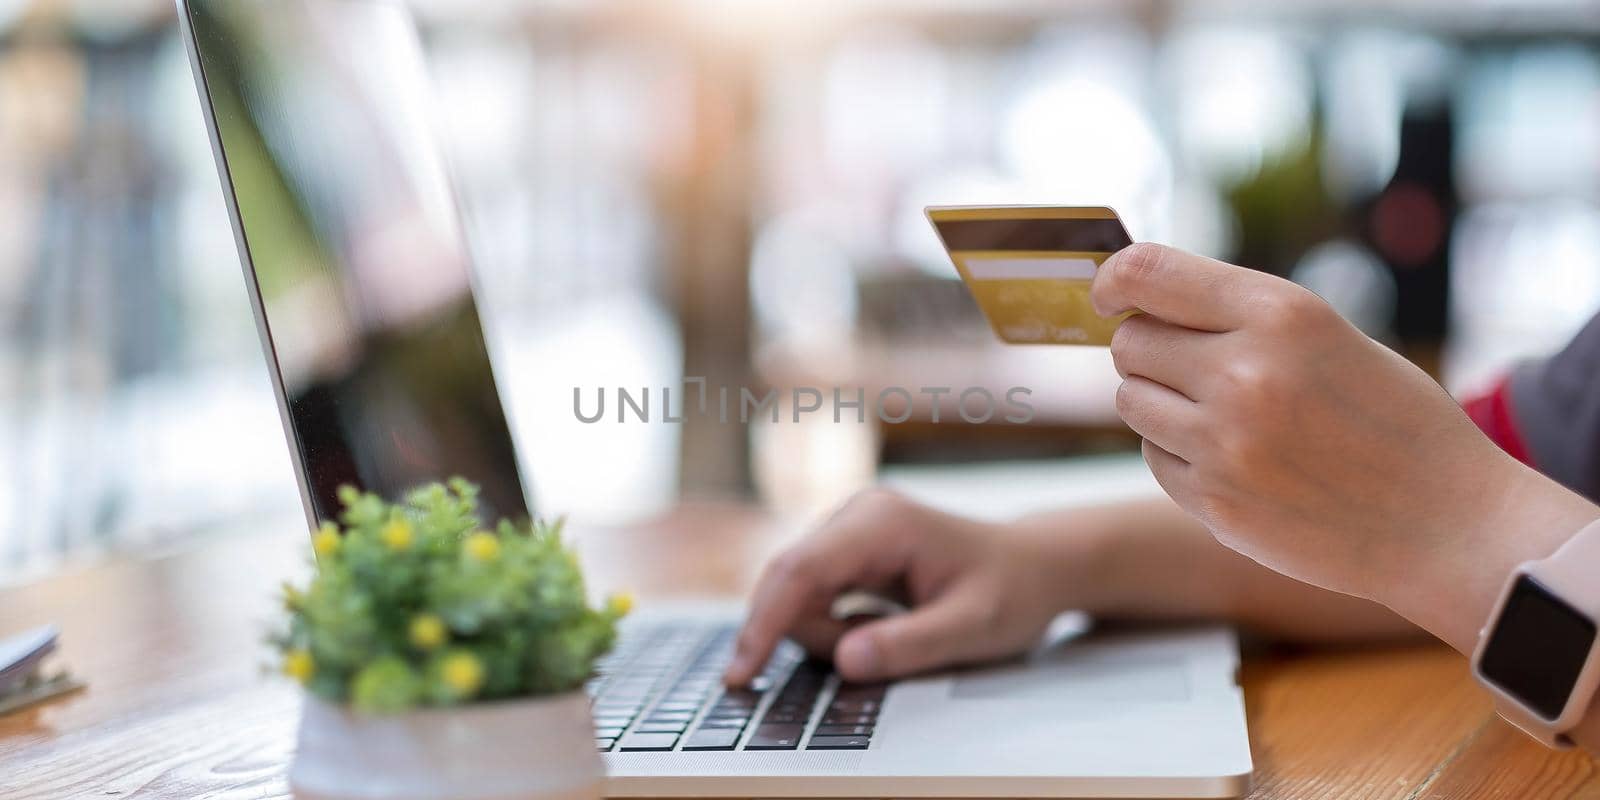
[
  {"xmin": 863, "ymin": 629, "xmax": 1242, "ymax": 775},
  {"xmin": 949, "ymin": 649, "xmax": 1191, "ymax": 706}
]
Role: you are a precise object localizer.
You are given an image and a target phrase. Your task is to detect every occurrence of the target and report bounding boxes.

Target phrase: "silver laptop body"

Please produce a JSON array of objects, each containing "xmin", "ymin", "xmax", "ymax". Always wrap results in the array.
[{"xmin": 176, "ymin": 1, "xmax": 1252, "ymax": 795}]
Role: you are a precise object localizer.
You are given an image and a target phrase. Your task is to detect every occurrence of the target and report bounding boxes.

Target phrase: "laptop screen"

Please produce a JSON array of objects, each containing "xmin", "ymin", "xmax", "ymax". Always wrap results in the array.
[{"xmin": 184, "ymin": 0, "xmax": 531, "ymax": 525}]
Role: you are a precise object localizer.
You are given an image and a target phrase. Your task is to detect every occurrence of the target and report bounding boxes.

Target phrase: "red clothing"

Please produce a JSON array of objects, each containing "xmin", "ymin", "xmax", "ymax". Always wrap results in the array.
[
  {"xmin": 1464, "ymin": 377, "xmax": 1533, "ymax": 467},
  {"xmin": 1464, "ymin": 310, "xmax": 1600, "ymax": 503}
]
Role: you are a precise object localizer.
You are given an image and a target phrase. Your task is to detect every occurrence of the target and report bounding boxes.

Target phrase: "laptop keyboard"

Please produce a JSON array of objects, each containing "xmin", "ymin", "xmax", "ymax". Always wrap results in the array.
[{"xmin": 588, "ymin": 621, "xmax": 885, "ymax": 753}]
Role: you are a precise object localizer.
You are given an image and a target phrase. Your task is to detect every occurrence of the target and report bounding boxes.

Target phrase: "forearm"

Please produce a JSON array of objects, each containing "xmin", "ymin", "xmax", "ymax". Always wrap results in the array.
[
  {"xmin": 1380, "ymin": 461, "xmax": 1600, "ymax": 656},
  {"xmin": 1019, "ymin": 497, "xmax": 1421, "ymax": 643},
  {"xmin": 1370, "ymin": 462, "xmax": 1600, "ymax": 752}
]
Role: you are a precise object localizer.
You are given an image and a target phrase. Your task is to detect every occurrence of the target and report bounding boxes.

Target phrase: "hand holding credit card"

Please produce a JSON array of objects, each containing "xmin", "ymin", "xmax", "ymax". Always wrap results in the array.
[{"xmin": 927, "ymin": 206, "xmax": 1134, "ymax": 345}]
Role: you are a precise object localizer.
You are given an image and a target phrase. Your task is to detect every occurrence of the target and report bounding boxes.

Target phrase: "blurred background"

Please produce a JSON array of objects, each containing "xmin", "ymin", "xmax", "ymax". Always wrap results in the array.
[{"xmin": 3, "ymin": 0, "xmax": 1600, "ymax": 583}]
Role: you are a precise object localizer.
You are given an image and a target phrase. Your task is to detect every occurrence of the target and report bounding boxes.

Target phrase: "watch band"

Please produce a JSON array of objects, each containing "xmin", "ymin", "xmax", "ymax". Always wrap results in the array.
[
  {"xmin": 1473, "ymin": 517, "xmax": 1600, "ymax": 748},
  {"xmin": 1539, "ymin": 516, "xmax": 1600, "ymax": 590}
]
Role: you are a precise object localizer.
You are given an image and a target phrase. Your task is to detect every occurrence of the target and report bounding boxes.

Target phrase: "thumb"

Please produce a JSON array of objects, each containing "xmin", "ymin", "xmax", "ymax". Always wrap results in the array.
[
  {"xmin": 1090, "ymin": 243, "xmax": 1254, "ymax": 333},
  {"xmin": 832, "ymin": 589, "xmax": 993, "ymax": 682}
]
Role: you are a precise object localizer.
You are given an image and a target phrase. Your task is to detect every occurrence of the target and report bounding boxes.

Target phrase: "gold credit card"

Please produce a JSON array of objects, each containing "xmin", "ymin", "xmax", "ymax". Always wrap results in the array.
[{"xmin": 927, "ymin": 205, "xmax": 1134, "ymax": 345}]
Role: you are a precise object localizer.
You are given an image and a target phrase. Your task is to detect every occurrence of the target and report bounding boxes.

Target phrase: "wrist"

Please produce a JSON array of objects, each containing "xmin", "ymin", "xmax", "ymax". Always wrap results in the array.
[
  {"xmin": 1010, "ymin": 508, "xmax": 1121, "ymax": 615},
  {"xmin": 1381, "ymin": 459, "xmax": 1600, "ymax": 655}
]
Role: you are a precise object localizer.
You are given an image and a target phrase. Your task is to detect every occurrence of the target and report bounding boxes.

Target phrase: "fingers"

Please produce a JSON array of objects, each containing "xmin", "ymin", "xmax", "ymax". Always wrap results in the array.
[
  {"xmin": 724, "ymin": 551, "xmax": 845, "ymax": 686},
  {"xmin": 724, "ymin": 492, "xmax": 913, "ymax": 686},
  {"xmin": 786, "ymin": 616, "xmax": 853, "ymax": 658},
  {"xmin": 1116, "ymin": 376, "xmax": 1207, "ymax": 464},
  {"xmin": 831, "ymin": 586, "xmax": 996, "ymax": 682},
  {"xmin": 1092, "ymin": 243, "xmax": 1267, "ymax": 333},
  {"xmin": 1109, "ymin": 314, "xmax": 1218, "ymax": 399},
  {"xmin": 1140, "ymin": 438, "xmax": 1197, "ymax": 514}
]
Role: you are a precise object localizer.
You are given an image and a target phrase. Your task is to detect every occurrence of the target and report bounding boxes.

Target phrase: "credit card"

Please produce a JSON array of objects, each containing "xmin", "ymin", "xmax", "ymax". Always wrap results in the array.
[{"xmin": 927, "ymin": 206, "xmax": 1134, "ymax": 345}]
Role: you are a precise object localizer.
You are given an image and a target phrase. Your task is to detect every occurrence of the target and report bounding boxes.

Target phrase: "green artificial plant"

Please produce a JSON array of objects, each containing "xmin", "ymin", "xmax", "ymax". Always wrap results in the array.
[{"xmin": 271, "ymin": 478, "xmax": 629, "ymax": 713}]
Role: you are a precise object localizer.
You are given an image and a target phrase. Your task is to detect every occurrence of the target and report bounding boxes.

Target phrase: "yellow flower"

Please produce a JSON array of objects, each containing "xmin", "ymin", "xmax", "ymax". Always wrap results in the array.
[
  {"xmin": 440, "ymin": 651, "xmax": 484, "ymax": 696},
  {"xmin": 409, "ymin": 613, "xmax": 448, "ymax": 650},
  {"xmin": 606, "ymin": 591, "xmax": 634, "ymax": 617},
  {"xmin": 283, "ymin": 649, "xmax": 315, "ymax": 684},
  {"xmin": 463, "ymin": 532, "xmax": 500, "ymax": 562},
  {"xmin": 312, "ymin": 523, "xmax": 341, "ymax": 558},
  {"xmin": 381, "ymin": 519, "xmax": 414, "ymax": 551}
]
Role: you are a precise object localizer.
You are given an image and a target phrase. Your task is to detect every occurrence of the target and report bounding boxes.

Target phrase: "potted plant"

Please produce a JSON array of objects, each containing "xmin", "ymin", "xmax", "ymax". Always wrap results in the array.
[{"xmin": 272, "ymin": 479, "xmax": 630, "ymax": 800}]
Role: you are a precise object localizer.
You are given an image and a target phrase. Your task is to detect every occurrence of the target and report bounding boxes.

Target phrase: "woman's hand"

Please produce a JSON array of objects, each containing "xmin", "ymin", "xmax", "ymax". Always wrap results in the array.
[
  {"xmin": 1090, "ymin": 243, "xmax": 1600, "ymax": 650},
  {"xmin": 723, "ymin": 487, "xmax": 1432, "ymax": 687},
  {"xmin": 722, "ymin": 489, "xmax": 1091, "ymax": 685}
]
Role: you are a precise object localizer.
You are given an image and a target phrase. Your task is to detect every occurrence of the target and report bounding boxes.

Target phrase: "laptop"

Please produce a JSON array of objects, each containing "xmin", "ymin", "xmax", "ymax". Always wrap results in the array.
[{"xmin": 176, "ymin": 1, "xmax": 1253, "ymax": 796}]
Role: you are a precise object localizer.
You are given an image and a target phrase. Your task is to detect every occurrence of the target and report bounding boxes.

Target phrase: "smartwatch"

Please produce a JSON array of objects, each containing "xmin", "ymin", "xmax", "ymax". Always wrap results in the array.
[{"xmin": 1472, "ymin": 517, "xmax": 1600, "ymax": 748}]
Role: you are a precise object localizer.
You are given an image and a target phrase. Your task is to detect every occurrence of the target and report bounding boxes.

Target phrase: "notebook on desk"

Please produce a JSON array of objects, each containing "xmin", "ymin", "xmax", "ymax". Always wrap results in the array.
[
  {"xmin": 0, "ymin": 625, "xmax": 84, "ymax": 716},
  {"xmin": 176, "ymin": 0, "xmax": 1253, "ymax": 795}
]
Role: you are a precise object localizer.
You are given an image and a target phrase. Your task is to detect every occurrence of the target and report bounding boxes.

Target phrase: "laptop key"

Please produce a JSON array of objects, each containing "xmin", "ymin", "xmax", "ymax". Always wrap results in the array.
[
  {"xmin": 696, "ymin": 716, "xmax": 748, "ymax": 729},
  {"xmin": 618, "ymin": 732, "xmax": 680, "ymax": 751},
  {"xmin": 644, "ymin": 711, "xmax": 695, "ymax": 722},
  {"xmin": 653, "ymin": 701, "xmax": 701, "ymax": 712},
  {"xmin": 634, "ymin": 721, "xmax": 688, "ymax": 733},
  {"xmin": 682, "ymin": 728, "xmax": 742, "ymax": 751},
  {"xmin": 594, "ymin": 726, "xmax": 626, "ymax": 739},
  {"xmin": 827, "ymin": 699, "xmax": 879, "ymax": 714},
  {"xmin": 717, "ymin": 691, "xmax": 762, "ymax": 709},
  {"xmin": 744, "ymin": 724, "xmax": 804, "ymax": 750},
  {"xmin": 596, "ymin": 738, "xmax": 616, "ymax": 751},
  {"xmin": 807, "ymin": 735, "xmax": 870, "ymax": 750},
  {"xmin": 833, "ymin": 684, "xmax": 887, "ymax": 701},
  {"xmin": 813, "ymin": 724, "xmax": 872, "ymax": 737},
  {"xmin": 821, "ymin": 713, "xmax": 875, "ymax": 726}
]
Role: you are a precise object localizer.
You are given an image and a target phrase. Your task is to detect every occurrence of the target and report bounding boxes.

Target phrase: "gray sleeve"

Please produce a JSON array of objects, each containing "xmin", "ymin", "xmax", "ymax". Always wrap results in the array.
[{"xmin": 1509, "ymin": 311, "xmax": 1600, "ymax": 503}]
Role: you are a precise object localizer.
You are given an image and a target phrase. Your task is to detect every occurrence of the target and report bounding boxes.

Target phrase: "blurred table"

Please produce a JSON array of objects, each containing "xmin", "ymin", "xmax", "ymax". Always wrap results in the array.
[{"xmin": 1, "ymin": 505, "xmax": 1596, "ymax": 799}]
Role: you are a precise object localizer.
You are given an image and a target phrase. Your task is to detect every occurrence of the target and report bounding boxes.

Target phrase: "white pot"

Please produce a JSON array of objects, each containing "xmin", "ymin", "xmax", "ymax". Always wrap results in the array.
[{"xmin": 290, "ymin": 691, "xmax": 605, "ymax": 800}]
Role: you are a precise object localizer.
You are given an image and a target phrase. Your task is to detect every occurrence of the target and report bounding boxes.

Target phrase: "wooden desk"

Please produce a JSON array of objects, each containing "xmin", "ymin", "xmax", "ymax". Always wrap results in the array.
[{"xmin": 2, "ymin": 506, "xmax": 1596, "ymax": 799}]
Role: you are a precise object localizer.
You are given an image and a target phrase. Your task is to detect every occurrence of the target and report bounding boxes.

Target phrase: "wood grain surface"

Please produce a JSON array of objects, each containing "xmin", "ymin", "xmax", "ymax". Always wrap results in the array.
[{"xmin": 1, "ymin": 505, "xmax": 1596, "ymax": 798}]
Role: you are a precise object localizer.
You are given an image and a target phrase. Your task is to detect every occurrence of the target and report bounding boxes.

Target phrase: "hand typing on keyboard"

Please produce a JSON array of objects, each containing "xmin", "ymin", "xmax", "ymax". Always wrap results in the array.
[
  {"xmin": 590, "ymin": 623, "xmax": 886, "ymax": 752},
  {"xmin": 723, "ymin": 489, "xmax": 1084, "ymax": 687}
]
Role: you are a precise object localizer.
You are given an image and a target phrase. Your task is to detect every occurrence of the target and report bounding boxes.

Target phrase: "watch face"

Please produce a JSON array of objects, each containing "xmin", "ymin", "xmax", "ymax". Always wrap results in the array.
[{"xmin": 1479, "ymin": 575, "xmax": 1597, "ymax": 721}]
